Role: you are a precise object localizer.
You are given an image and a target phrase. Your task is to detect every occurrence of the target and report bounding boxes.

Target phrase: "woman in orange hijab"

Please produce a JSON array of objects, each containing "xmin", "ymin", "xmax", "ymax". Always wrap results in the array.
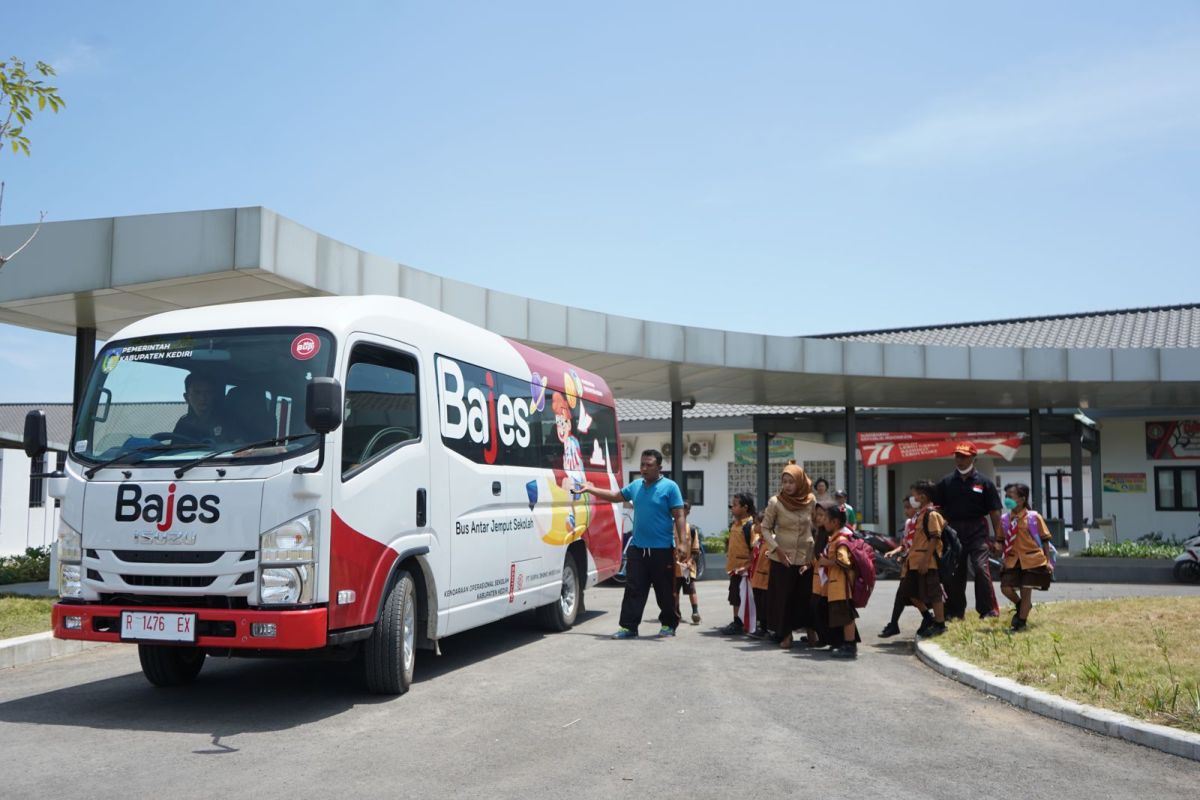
[{"xmin": 759, "ymin": 461, "xmax": 818, "ymax": 648}]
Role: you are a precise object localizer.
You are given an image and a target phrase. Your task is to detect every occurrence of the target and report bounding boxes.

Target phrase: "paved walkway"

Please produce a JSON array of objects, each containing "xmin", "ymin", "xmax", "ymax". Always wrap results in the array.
[{"xmin": 0, "ymin": 580, "xmax": 1197, "ymax": 799}]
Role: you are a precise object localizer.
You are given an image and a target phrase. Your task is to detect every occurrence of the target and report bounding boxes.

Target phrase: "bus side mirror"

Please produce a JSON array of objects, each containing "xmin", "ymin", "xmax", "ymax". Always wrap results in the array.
[
  {"xmin": 23, "ymin": 410, "xmax": 48, "ymax": 459},
  {"xmin": 306, "ymin": 378, "xmax": 343, "ymax": 435}
]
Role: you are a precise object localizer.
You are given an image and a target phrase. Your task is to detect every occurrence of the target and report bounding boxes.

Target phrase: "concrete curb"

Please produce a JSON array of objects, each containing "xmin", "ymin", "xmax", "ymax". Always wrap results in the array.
[
  {"xmin": 916, "ymin": 639, "xmax": 1200, "ymax": 762},
  {"xmin": 0, "ymin": 631, "xmax": 110, "ymax": 671}
]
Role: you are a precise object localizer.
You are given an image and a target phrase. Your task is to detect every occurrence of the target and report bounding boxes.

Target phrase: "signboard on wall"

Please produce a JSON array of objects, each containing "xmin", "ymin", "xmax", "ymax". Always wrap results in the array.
[
  {"xmin": 734, "ymin": 434, "xmax": 794, "ymax": 465},
  {"xmin": 1145, "ymin": 420, "xmax": 1200, "ymax": 460},
  {"xmin": 1102, "ymin": 472, "xmax": 1147, "ymax": 493},
  {"xmin": 856, "ymin": 431, "xmax": 1024, "ymax": 467}
]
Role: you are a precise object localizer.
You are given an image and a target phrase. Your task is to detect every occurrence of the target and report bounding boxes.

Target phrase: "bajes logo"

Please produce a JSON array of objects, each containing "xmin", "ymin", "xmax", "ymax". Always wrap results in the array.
[
  {"xmin": 438, "ymin": 357, "xmax": 531, "ymax": 464},
  {"xmin": 115, "ymin": 483, "xmax": 220, "ymax": 532}
]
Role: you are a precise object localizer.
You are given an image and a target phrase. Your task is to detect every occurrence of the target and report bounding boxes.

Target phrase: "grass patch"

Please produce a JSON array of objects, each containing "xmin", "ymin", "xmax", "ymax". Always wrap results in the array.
[
  {"xmin": 0, "ymin": 594, "xmax": 54, "ymax": 639},
  {"xmin": 938, "ymin": 597, "xmax": 1200, "ymax": 733},
  {"xmin": 1078, "ymin": 541, "xmax": 1183, "ymax": 559}
]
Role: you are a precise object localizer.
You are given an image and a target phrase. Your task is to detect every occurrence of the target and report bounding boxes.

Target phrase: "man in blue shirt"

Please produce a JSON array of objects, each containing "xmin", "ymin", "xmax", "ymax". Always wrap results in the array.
[{"xmin": 583, "ymin": 448, "xmax": 687, "ymax": 638}]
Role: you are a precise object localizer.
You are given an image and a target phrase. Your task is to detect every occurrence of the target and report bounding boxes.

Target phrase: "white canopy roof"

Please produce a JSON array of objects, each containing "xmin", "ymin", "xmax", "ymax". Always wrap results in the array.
[{"xmin": 2, "ymin": 207, "xmax": 1198, "ymax": 409}]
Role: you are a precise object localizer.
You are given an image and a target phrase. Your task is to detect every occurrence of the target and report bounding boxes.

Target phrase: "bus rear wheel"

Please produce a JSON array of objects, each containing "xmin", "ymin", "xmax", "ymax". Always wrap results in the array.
[
  {"xmin": 537, "ymin": 556, "xmax": 581, "ymax": 632},
  {"xmin": 364, "ymin": 570, "xmax": 416, "ymax": 695},
  {"xmin": 138, "ymin": 644, "xmax": 205, "ymax": 687}
]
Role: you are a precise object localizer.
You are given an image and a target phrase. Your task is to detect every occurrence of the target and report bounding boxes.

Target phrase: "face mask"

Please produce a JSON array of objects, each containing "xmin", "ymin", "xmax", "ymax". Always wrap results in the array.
[
  {"xmin": 956, "ymin": 465, "xmax": 973, "ymax": 475},
  {"xmin": 908, "ymin": 495, "xmax": 921, "ymax": 508},
  {"xmin": 1003, "ymin": 497, "xmax": 1018, "ymax": 511}
]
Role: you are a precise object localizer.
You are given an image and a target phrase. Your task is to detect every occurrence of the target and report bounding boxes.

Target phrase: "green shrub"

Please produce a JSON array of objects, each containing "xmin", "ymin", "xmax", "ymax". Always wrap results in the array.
[
  {"xmin": 702, "ymin": 533, "xmax": 727, "ymax": 554},
  {"xmin": 0, "ymin": 546, "xmax": 52, "ymax": 584},
  {"xmin": 1079, "ymin": 541, "xmax": 1184, "ymax": 559}
]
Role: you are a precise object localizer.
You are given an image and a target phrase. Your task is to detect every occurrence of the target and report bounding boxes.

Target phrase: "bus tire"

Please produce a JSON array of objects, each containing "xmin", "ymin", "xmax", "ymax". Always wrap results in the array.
[
  {"xmin": 537, "ymin": 555, "xmax": 581, "ymax": 632},
  {"xmin": 138, "ymin": 644, "xmax": 205, "ymax": 687},
  {"xmin": 364, "ymin": 569, "xmax": 416, "ymax": 695}
]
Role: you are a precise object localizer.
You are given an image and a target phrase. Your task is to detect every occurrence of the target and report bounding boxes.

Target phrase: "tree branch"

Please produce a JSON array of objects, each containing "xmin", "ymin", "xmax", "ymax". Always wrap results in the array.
[{"xmin": 0, "ymin": 210, "xmax": 46, "ymax": 271}]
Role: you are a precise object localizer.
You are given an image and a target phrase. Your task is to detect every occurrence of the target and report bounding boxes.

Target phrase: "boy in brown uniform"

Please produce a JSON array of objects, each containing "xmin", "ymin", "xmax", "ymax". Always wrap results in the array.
[
  {"xmin": 674, "ymin": 503, "xmax": 704, "ymax": 625},
  {"xmin": 904, "ymin": 480, "xmax": 947, "ymax": 638},
  {"xmin": 720, "ymin": 493, "xmax": 757, "ymax": 634}
]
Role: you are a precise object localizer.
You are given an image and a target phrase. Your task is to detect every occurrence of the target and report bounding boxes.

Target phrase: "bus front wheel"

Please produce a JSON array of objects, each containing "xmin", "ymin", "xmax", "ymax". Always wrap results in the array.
[
  {"xmin": 138, "ymin": 644, "xmax": 205, "ymax": 687},
  {"xmin": 364, "ymin": 570, "xmax": 417, "ymax": 695}
]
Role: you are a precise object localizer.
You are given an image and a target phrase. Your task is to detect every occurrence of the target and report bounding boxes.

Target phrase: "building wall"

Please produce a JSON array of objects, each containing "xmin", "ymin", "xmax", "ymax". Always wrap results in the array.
[
  {"xmin": 0, "ymin": 449, "xmax": 60, "ymax": 556},
  {"xmin": 626, "ymin": 428, "xmax": 848, "ymax": 536},
  {"xmin": 1096, "ymin": 417, "xmax": 1198, "ymax": 542}
]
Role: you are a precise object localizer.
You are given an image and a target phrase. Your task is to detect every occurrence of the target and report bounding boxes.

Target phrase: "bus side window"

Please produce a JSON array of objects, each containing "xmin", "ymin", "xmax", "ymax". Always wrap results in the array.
[{"xmin": 342, "ymin": 344, "xmax": 420, "ymax": 478}]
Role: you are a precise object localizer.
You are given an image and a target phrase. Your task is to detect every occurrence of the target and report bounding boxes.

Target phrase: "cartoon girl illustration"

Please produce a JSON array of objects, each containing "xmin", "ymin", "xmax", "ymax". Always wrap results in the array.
[{"xmin": 553, "ymin": 391, "xmax": 587, "ymax": 542}]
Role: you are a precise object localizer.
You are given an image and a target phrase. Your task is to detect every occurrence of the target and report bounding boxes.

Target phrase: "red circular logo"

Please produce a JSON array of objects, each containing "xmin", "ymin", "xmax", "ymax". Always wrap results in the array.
[{"xmin": 291, "ymin": 333, "xmax": 321, "ymax": 361}]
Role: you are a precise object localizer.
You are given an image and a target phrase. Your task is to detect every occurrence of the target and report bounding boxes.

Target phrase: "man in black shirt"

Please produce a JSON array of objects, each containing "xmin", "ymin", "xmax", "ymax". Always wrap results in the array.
[{"xmin": 933, "ymin": 442, "xmax": 1002, "ymax": 619}]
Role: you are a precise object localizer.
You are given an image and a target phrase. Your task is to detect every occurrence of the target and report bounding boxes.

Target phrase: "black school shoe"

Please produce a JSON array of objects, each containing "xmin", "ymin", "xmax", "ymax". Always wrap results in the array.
[
  {"xmin": 924, "ymin": 622, "xmax": 947, "ymax": 637},
  {"xmin": 1010, "ymin": 616, "xmax": 1027, "ymax": 632},
  {"xmin": 878, "ymin": 622, "xmax": 901, "ymax": 638},
  {"xmin": 718, "ymin": 620, "xmax": 744, "ymax": 635},
  {"xmin": 747, "ymin": 626, "xmax": 769, "ymax": 639},
  {"xmin": 830, "ymin": 644, "xmax": 858, "ymax": 659}
]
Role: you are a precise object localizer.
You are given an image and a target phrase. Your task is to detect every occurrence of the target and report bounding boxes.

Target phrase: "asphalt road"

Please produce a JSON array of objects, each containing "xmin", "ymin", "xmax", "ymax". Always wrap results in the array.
[{"xmin": 2, "ymin": 580, "xmax": 1198, "ymax": 800}]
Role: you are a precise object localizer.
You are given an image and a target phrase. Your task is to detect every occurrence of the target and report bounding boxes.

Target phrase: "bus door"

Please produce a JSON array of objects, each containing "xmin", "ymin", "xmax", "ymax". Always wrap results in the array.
[{"xmin": 332, "ymin": 336, "xmax": 429, "ymax": 630}]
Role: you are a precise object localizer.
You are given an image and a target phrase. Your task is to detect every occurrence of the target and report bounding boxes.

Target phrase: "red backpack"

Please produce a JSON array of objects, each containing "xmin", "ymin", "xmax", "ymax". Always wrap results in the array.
[{"xmin": 841, "ymin": 534, "xmax": 877, "ymax": 609}]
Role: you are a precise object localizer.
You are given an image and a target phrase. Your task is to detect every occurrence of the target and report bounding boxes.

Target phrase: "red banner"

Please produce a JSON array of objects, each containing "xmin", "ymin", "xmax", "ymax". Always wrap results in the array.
[{"xmin": 857, "ymin": 432, "xmax": 1025, "ymax": 467}]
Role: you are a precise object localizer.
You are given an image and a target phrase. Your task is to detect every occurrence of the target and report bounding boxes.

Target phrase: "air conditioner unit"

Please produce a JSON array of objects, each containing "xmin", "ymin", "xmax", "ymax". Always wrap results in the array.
[
  {"xmin": 661, "ymin": 442, "xmax": 673, "ymax": 460},
  {"xmin": 687, "ymin": 436, "xmax": 715, "ymax": 460},
  {"xmin": 620, "ymin": 437, "xmax": 637, "ymax": 462}
]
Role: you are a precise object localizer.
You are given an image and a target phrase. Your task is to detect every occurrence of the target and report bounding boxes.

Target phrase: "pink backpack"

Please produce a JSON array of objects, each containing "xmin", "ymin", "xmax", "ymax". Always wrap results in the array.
[{"xmin": 840, "ymin": 534, "xmax": 877, "ymax": 609}]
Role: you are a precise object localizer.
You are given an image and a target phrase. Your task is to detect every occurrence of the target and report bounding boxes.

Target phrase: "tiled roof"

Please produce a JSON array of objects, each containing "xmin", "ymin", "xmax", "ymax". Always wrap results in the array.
[
  {"xmin": 0, "ymin": 403, "xmax": 73, "ymax": 450},
  {"xmin": 616, "ymin": 399, "xmax": 836, "ymax": 422},
  {"xmin": 814, "ymin": 303, "xmax": 1200, "ymax": 349}
]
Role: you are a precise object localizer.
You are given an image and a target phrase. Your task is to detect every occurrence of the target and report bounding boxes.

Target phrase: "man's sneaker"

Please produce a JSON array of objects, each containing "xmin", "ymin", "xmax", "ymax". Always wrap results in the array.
[
  {"xmin": 691, "ymin": 612, "xmax": 701, "ymax": 625},
  {"xmin": 611, "ymin": 627, "xmax": 638, "ymax": 640},
  {"xmin": 718, "ymin": 620, "xmax": 743, "ymax": 635},
  {"xmin": 830, "ymin": 644, "xmax": 858, "ymax": 659},
  {"xmin": 658, "ymin": 626, "xmax": 676, "ymax": 637},
  {"xmin": 879, "ymin": 622, "xmax": 901, "ymax": 638}
]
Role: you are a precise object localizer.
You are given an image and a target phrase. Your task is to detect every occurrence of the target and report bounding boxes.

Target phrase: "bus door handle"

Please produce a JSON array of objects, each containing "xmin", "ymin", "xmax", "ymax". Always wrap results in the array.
[
  {"xmin": 416, "ymin": 488, "xmax": 427, "ymax": 528},
  {"xmin": 492, "ymin": 481, "xmax": 502, "ymax": 496}
]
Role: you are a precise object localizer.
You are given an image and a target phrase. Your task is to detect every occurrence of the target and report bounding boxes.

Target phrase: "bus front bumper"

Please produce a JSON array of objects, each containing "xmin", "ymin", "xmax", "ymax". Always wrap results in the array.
[{"xmin": 52, "ymin": 603, "xmax": 329, "ymax": 650}]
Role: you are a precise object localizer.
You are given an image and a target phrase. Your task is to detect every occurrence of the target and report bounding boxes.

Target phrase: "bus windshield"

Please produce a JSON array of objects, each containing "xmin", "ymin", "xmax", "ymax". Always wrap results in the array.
[{"xmin": 73, "ymin": 327, "xmax": 336, "ymax": 466}]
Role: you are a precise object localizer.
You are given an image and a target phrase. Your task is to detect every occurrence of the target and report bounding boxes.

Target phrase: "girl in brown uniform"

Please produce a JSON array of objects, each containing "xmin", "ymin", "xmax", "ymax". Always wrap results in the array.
[
  {"xmin": 760, "ymin": 461, "xmax": 817, "ymax": 649},
  {"xmin": 999, "ymin": 483, "xmax": 1053, "ymax": 631},
  {"xmin": 721, "ymin": 492, "xmax": 757, "ymax": 634}
]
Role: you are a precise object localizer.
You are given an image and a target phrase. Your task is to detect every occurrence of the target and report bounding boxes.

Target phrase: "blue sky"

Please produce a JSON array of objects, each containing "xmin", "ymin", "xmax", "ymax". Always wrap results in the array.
[{"xmin": 2, "ymin": 1, "xmax": 1198, "ymax": 402}]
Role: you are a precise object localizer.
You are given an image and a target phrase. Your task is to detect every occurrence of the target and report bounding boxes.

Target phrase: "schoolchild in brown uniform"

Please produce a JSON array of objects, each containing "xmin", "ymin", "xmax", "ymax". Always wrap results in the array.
[
  {"xmin": 999, "ymin": 483, "xmax": 1054, "ymax": 632},
  {"xmin": 806, "ymin": 500, "xmax": 835, "ymax": 648},
  {"xmin": 879, "ymin": 498, "xmax": 919, "ymax": 638},
  {"xmin": 904, "ymin": 480, "xmax": 946, "ymax": 638},
  {"xmin": 720, "ymin": 493, "xmax": 757, "ymax": 634},
  {"xmin": 674, "ymin": 503, "xmax": 703, "ymax": 625},
  {"xmin": 747, "ymin": 511, "xmax": 771, "ymax": 638},
  {"xmin": 817, "ymin": 505, "xmax": 859, "ymax": 659}
]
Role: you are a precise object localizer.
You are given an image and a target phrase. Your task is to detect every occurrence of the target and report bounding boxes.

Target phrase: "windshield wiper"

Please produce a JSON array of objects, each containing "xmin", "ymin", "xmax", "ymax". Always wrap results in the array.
[
  {"xmin": 84, "ymin": 442, "xmax": 205, "ymax": 479},
  {"xmin": 172, "ymin": 433, "xmax": 319, "ymax": 479}
]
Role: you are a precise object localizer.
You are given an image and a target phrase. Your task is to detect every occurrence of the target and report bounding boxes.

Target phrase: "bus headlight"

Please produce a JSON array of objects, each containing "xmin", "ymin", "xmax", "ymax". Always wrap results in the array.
[
  {"xmin": 259, "ymin": 566, "xmax": 312, "ymax": 605},
  {"xmin": 59, "ymin": 563, "xmax": 82, "ymax": 598},
  {"xmin": 260, "ymin": 512, "xmax": 317, "ymax": 563},
  {"xmin": 57, "ymin": 520, "xmax": 82, "ymax": 564},
  {"xmin": 57, "ymin": 521, "xmax": 83, "ymax": 598}
]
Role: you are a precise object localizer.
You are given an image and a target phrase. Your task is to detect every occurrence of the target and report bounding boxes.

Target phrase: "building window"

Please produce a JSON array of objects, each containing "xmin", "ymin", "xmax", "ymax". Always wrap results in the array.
[
  {"xmin": 626, "ymin": 469, "xmax": 703, "ymax": 505},
  {"xmin": 29, "ymin": 454, "xmax": 45, "ymax": 508},
  {"xmin": 681, "ymin": 470, "xmax": 705, "ymax": 506},
  {"xmin": 1154, "ymin": 467, "xmax": 1199, "ymax": 511}
]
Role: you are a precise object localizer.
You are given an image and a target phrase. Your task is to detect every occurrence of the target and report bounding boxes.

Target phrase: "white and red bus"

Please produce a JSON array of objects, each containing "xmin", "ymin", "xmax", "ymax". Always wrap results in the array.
[{"xmin": 28, "ymin": 296, "xmax": 624, "ymax": 694}]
